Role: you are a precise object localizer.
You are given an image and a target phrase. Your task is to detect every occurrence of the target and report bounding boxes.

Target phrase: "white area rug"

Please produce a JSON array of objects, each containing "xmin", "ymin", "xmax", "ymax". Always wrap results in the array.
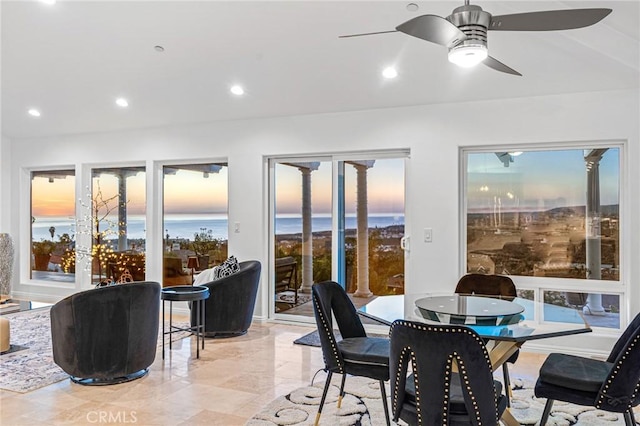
[
  {"xmin": 1, "ymin": 307, "xmax": 190, "ymax": 393},
  {"xmin": 248, "ymin": 375, "xmax": 636, "ymax": 426},
  {"xmin": 509, "ymin": 378, "xmax": 632, "ymax": 425},
  {"xmin": 247, "ymin": 375, "xmax": 388, "ymax": 426}
]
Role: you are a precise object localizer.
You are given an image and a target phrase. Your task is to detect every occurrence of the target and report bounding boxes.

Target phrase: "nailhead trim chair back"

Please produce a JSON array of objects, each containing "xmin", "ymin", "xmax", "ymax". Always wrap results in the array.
[{"xmin": 389, "ymin": 320, "xmax": 503, "ymax": 426}]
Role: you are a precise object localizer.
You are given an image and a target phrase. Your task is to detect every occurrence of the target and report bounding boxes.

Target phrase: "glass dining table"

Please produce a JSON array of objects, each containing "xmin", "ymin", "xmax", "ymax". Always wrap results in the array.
[{"xmin": 358, "ymin": 293, "xmax": 592, "ymax": 426}]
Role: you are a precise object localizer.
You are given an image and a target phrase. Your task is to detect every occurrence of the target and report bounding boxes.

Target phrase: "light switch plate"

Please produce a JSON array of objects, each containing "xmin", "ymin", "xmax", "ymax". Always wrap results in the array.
[{"xmin": 424, "ymin": 228, "xmax": 433, "ymax": 243}]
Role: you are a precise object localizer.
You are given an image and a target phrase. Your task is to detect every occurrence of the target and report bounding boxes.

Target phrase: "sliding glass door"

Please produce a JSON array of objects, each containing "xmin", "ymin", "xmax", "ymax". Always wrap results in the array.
[{"xmin": 270, "ymin": 153, "xmax": 406, "ymax": 320}]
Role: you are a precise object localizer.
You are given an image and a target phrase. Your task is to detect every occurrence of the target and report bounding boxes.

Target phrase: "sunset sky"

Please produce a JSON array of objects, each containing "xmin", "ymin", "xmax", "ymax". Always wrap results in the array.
[
  {"xmin": 30, "ymin": 149, "xmax": 618, "ymax": 219},
  {"xmin": 467, "ymin": 148, "xmax": 619, "ymax": 212},
  {"xmin": 31, "ymin": 159, "xmax": 406, "ymax": 218}
]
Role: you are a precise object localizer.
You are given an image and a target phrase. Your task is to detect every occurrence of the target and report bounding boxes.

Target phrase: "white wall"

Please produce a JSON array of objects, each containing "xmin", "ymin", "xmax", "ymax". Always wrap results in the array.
[
  {"xmin": 6, "ymin": 88, "xmax": 639, "ymax": 355},
  {"xmin": 0, "ymin": 134, "xmax": 10, "ymax": 232}
]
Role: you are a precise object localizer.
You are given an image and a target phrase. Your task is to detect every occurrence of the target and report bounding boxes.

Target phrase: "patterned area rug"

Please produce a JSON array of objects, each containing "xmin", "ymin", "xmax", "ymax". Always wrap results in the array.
[
  {"xmin": 1, "ymin": 308, "xmax": 68, "ymax": 393},
  {"xmin": 509, "ymin": 378, "xmax": 634, "ymax": 425},
  {"xmin": 0, "ymin": 307, "xmax": 190, "ymax": 393},
  {"xmin": 247, "ymin": 376, "xmax": 636, "ymax": 426},
  {"xmin": 247, "ymin": 375, "xmax": 388, "ymax": 426}
]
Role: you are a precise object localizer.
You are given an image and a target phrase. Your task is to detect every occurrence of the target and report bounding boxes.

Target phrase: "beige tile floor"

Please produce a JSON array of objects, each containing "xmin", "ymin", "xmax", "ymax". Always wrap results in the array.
[{"xmin": 0, "ymin": 319, "xmax": 550, "ymax": 426}]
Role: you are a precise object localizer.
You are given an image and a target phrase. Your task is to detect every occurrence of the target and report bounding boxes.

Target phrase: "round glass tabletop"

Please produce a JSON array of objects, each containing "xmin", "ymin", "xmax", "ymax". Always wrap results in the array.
[{"xmin": 415, "ymin": 295, "xmax": 524, "ymax": 324}]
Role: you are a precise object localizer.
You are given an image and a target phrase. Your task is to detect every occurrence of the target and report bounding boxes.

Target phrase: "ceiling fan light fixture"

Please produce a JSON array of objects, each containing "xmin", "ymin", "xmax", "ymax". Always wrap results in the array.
[{"xmin": 448, "ymin": 43, "xmax": 488, "ymax": 68}]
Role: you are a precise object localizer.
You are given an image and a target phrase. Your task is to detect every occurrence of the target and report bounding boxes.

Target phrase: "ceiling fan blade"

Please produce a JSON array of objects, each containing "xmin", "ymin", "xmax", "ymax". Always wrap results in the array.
[
  {"xmin": 396, "ymin": 14, "xmax": 467, "ymax": 48},
  {"xmin": 339, "ymin": 30, "xmax": 398, "ymax": 38},
  {"xmin": 489, "ymin": 8, "xmax": 612, "ymax": 31},
  {"xmin": 482, "ymin": 56, "xmax": 522, "ymax": 76}
]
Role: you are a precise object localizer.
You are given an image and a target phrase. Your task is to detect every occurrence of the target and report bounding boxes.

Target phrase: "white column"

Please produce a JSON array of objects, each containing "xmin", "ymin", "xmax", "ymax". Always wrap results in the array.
[
  {"xmin": 584, "ymin": 150, "xmax": 606, "ymax": 316},
  {"xmin": 117, "ymin": 173, "xmax": 128, "ymax": 252},
  {"xmin": 299, "ymin": 168, "xmax": 313, "ymax": 294},
  {"xmin": 353, "ymin": 164, "xmax": 372, "ymax": 297}
]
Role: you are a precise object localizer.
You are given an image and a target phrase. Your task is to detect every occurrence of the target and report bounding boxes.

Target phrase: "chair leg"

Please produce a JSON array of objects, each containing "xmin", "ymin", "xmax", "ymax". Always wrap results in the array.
[
  {"xmin": 502, "ymin": 363, "xmax": 512, "ymax": 407},
  {"xmin": 337, "ymin": 373, "xmax": 347, "ymax": 408},
  {"xmin": 623, "ymin": 409, "xmax": 637, "ymax": 426},
  {"xmin": 539, "ymin": 399, "xmax": 554, "ymax": 426},
  {"xmin": 379, "ymin": 379, "xmax": 391, "ymax": 426},
  {"xmin": 315, "ymin": 371, "xmax": 333, "ymax": 426}
]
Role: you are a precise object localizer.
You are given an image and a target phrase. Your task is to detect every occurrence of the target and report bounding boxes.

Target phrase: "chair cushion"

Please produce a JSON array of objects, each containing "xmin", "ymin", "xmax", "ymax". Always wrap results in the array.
[
  {"xmin": 539, "ymin": 352, "xmax": 613, "ymax": 392},
  {"xmin": 337, "ymin": 337, "xmax": 390, "ymax": 367},
  {"xmin": 404, "ymin": 372, "xmax": 503, "ymax": 415}
]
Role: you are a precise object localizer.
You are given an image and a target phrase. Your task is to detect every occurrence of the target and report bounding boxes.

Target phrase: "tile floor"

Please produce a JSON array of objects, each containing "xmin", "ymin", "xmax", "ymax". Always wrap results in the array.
[{"xmin": 0, "ymin": 319, "xmax": 550, "ymax": 425}]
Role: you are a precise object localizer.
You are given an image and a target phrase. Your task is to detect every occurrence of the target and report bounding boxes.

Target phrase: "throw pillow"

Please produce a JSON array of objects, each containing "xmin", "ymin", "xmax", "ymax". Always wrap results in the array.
[
  {"xmin": 193, "ymin": 266, "xmax": 219, "ymax": 285},
  {"xmin": 213, "ymin": 255, "xmax": 240, "ymax": 279}
]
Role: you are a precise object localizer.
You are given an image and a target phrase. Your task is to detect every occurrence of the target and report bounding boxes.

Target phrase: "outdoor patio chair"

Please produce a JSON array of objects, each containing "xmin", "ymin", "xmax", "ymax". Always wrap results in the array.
[{"xmin": 275, "ymin": 256, "xmax": 298, "ymax": 304}]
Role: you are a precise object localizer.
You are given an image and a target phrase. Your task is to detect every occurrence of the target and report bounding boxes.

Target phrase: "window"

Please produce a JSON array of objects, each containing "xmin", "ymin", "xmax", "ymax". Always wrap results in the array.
[
  {"xmin": 91, "ymin": 167, "xmax": 146, "ymax": 284},
  {"xmin": 464, "ymin": 146, "xmax": 622, "ymax": 328},
  {"xmin": 30, "ymin": 170, "xmax": 76, "ymax": 281},
  {"xmin": 163, "ymin": 163, "xmax": 228, "ymax": 285}
]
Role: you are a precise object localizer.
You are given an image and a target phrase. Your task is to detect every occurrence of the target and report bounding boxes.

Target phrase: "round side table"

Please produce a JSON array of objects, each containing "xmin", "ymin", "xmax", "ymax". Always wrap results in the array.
[{"xmin": 161, "ymin": 285, "xmax": 210, "ymax": 359}]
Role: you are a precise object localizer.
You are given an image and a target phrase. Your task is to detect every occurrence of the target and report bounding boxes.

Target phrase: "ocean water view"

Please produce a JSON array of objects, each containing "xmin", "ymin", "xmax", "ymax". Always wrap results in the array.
[{"xmin": 32, "ymin": 214, "xmax": 405, "ymax": 242}]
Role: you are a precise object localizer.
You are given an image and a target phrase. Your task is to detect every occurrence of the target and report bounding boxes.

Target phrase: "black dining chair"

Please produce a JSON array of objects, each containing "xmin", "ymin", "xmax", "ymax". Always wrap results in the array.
[
  {"xmin": 389, "ymin": 319, "xmax": 508, "ymax": 425},
  {"xmin": 534, "ymin": 312, "xmax": 640, "ymax": 426},
  {"xmin": 455, "ymin": 273, "xmax": 519, "ymax": 407},
  {"xmin": 311, "ymin": 281, "xmax": 390, "ymax": 426}
]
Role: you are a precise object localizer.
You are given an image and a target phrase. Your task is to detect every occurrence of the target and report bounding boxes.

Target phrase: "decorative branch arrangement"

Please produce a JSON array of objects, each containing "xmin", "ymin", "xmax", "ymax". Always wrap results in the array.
[{"xmin": 72, "ymin": 181, "xmax": 138, "ymax": 283}]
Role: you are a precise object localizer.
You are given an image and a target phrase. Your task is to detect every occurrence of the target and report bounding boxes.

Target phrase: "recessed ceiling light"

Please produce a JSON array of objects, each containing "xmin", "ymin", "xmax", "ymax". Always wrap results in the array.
[
  {"xmin": 40, "ymin": 0, "xmax": 56, "ymax": 5},
  {"xmin": 382, "ymin": 66, "xmax": 398, "ymax": 79},
  {"xmin": 230, "ymin": 85, "xmax": 245, "ymax": 96},
  {"xmin": 28, "ymin": 109, "xmax": 41, "ymax": 117},
  {"xmin": 115, "ymin": 98, "xmax": 129, "ymax": 108},
  {"xmin": 154, "ymin": 45, "xmax": 165, "ymax": 53},
  {"xmin": 406, "ymin": 3, "xmax": 419, "ymax": 12}
]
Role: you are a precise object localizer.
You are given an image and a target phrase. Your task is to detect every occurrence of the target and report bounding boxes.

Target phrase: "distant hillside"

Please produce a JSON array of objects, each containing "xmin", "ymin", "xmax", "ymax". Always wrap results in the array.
[
  {"xmin": 544, "ymin": 205, "xmax": 618, "ymax": 217},
  {"xmin": 468, "ymin": 204, "xmax": 618, "ymax": 219}
]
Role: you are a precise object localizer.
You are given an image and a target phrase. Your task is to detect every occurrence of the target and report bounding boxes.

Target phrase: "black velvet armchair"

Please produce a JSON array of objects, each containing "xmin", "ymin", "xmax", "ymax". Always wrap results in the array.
[
  {"xmin": 190, "ymin": 260, "xmax": 261, "ymax": 338},
  {"xmin": 50, "ymin": 281, "xmax": 161, "ymax": 385}
]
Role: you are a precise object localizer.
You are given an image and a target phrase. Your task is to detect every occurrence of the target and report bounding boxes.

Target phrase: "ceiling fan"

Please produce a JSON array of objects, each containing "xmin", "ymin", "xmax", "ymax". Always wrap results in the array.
[{"xmin": 340, "ymin": 1, "xmax": 612, "ymax": 76}]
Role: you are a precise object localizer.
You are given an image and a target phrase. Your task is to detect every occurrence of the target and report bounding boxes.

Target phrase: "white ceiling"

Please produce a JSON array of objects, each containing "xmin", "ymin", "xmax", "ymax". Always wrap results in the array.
[{"xmin": 1, "ymin": 0, "xmax": 639, "ymax": 139}]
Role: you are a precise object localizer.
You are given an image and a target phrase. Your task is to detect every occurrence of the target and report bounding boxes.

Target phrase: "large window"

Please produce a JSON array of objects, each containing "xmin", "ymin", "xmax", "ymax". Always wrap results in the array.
[
  {"xmin": 163, "ymin": 163, "xmax": 228, "ymax": 286},
  {"xmin": 465, "ymin": 146, "xmax": 622, "ymax": 328},
  {"xmin": 91, "ymin": 167, "xmax": 146, "ymax": 285},
  {"xmin": 30, "ymin": 170, "xmax": 76, "ymax": 281}
]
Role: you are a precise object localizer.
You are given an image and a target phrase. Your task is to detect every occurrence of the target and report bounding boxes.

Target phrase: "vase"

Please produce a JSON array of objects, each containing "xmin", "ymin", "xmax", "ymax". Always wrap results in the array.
[
  {"xmin": 33, "ymin": 253, "xmax": 51, "ymax": 271},
  {"xmin": 0, "ymin": 233, "xmax": 14, "ymax": 300}
]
